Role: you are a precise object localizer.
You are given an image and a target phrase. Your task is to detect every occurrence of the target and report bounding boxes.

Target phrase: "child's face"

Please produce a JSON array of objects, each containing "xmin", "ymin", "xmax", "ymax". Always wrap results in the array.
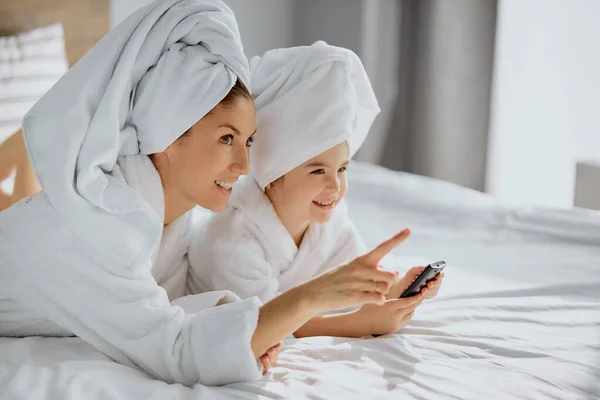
[{"xmin": 268, "ymin": 141, "xmax": 350, "ymax": 225}]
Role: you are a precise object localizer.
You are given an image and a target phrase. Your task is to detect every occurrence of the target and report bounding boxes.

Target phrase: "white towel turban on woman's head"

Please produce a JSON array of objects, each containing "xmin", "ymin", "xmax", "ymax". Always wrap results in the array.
[
  {"xmin": 249, "ymin": 40, "xmax": 380, "ymax": 190},
  {"xmin": 21, "ymin": 0, "xmax": 249, "ymax": 267}
]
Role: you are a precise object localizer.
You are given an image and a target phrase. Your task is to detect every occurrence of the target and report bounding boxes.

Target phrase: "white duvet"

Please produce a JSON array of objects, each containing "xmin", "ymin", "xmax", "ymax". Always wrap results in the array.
[{"xmin": 1, "ymin": 162, "xmax": 599, "ymax": 400}]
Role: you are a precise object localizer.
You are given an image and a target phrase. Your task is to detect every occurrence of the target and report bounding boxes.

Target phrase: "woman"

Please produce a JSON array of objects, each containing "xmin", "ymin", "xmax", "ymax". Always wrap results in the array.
[{"xmin": 0, "ymin": 0, "xmax": 407, "ymax": 386}]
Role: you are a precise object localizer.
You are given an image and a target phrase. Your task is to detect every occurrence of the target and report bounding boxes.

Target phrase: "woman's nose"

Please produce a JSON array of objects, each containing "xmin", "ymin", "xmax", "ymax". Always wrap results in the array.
[{"xmin": 231, "ymin": 145, "xmax": 250, "ymax": 175}]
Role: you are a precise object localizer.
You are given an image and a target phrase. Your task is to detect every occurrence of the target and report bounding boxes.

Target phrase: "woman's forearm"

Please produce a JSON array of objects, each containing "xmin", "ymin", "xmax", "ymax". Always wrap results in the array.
[
  {"xmin": 13, "ymin": 138, "xmax": 41, "ymax": 201},
  {"xmin": 251, "ymin": 286, "xmax": 316, "ymax": 357},
  {"xmin": 0, "ymin": 129, "xmax": 41, "ymax": 202},
  {"xmin": 293, "ymin": 311, "xmax": 367, "ymax": 339},
  {"xmin": 0, "ymin": 130, "xmax": 22, "ymax": 181}
]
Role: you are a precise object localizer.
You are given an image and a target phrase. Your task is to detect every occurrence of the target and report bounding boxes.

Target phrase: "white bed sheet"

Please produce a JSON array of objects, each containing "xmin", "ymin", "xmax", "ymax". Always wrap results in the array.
[{"xmin": 1, "ymin": 162, "xmax": 599, "ymax": 400}]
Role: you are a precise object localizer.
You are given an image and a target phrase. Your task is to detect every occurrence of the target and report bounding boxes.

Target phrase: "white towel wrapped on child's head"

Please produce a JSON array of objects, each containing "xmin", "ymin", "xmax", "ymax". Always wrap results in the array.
[{"xmin": 249, "ymin": 40, "xmax": 380, "ymax": 190}]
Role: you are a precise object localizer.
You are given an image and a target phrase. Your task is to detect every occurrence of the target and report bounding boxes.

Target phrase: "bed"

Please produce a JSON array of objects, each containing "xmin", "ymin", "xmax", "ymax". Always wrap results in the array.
[
  {"xmin": 1, "ymin": 2, "xmax": 599, "ymax": 399},
  {"xmin": 1, "ymin": 161, "xmax": 599, "ymax": 399}
]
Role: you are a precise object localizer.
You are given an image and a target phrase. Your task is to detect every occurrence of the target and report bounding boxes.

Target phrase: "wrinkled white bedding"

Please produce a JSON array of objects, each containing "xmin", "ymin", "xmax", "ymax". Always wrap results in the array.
[{"xmin": 1, "ymin": 162, "xmax": 599, "ymax": 400}]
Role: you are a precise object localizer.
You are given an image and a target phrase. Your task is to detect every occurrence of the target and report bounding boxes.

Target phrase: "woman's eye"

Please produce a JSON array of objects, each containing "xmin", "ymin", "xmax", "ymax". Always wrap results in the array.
[
  {"xmin": 338, "ymin": 166, "xmax": 347, "ymax": 173},
  {"xmin": 220, "ymin": 135, "xmax": 233, "ymax": 145},
  {"xmin": 246, "ymin": 135, "xmax": 255, "ymax": 147},
  {"xmin": 311, "ymin": 169, "xmax": 325, "ymax": 175}
]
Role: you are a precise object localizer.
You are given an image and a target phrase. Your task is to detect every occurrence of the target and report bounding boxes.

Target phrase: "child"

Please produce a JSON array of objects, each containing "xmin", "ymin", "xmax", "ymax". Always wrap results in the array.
[{"xmin": 189, "ymin": 41, "xmax": 443, "ymax": 338}]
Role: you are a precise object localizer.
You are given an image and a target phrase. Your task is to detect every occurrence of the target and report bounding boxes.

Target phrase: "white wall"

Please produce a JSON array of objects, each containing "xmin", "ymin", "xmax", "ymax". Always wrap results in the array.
[
  {"xmin": 109, "ymin": 0, "xmax": 296, "ymax": 58},
  {"xmin": 569, "ymin": 1, "xmax": 600, "ymax": 165},
  {"xmin": 291, "ymin": 0, "xmax": 400, "ymax": 165},
  {"xmin": 486, "ymin": 0, "xmax": 600, "ymax": 208},
  {"xmin": 355, "ymin": 0, "xmax": 400, "ymax": 165},
  {"xmin": 225, "ymin": 0, "xmax": 295, "ymax": 58},
  {"xmin": 110, "ymin": 0, "xmax": 154, "ymax": 27}
]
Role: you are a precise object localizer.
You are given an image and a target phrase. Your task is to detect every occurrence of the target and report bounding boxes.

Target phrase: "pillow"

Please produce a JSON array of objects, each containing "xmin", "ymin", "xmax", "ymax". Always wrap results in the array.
[{"xmin": 0, "ymin": 23, "xmax": 68, "ymax": 194}]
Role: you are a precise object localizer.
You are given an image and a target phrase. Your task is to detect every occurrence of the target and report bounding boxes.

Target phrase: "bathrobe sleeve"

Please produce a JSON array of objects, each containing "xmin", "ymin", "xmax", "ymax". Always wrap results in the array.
[
  {"xmin": 323, "ymin": 215, "xmax": 413, "ymax": 277},
  {"xmin": 322, "ymin": 219, "xmax": 411, "ymax": 276},
  {"xmin": 320, "ymin": 218, "xmax": 369, "ymax": 274},
  {"xmin": 188, "ymin": 230, "xmax": 279, "ymax": 304},
  {"xmin": 0, "ymin": 194, "xmax": 262, "ymax": 387}
]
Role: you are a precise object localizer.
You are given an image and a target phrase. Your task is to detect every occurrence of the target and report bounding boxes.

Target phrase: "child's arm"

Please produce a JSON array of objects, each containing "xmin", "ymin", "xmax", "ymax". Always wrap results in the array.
[
  {"xmin": 294, "ymin": 267, "xmax": 440, "ymax": 338},
  {"xmin": 294, "ymin": 294, "xmax": 424, "ymax": 338}
]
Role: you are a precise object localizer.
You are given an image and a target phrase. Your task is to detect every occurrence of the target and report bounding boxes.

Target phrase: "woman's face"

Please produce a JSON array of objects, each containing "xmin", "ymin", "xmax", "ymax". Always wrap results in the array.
[
  {"xmin": 267, "ymin": 141, "xmax": 349, "ymax": 225},
  {"xmin": 156, "ymin": 97, "xmax": 256, "ymax": 212}
]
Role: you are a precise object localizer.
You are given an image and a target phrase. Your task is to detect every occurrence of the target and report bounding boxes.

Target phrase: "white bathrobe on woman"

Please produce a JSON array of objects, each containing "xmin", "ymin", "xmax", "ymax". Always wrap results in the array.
[
  {"xmin": 0, "ymin": 0, "xmax": 262, "ymax": 387},
  {"xmin": 188, "ymin": 42, "xmax": 380, "ymax": 304}
]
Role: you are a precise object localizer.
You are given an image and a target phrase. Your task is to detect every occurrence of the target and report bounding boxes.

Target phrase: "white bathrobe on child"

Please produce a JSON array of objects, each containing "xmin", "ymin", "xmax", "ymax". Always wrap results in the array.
[
  {"xmin": 188, "ymin": 41, "xmax": 380, "ymax": 304},
  {"xmin": 189, "ymin": 176, "xmax": 367, "ymax": 302}
]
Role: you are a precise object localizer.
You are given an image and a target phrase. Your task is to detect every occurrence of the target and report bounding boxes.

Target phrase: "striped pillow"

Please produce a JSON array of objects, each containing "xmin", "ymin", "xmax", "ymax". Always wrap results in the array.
[{"xmin": 0, "ymin": 23, "xmax": 68, "ymax": 193}]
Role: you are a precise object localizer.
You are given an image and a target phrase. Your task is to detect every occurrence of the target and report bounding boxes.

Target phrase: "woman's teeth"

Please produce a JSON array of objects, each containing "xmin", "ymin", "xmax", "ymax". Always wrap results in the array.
[
  {"xmin": 314, "ymin": 200, "xmax": 334, "ymax": 206},
  {"xmin": 215, "ymin": 180, "xmax": 234, "ymax": 190}
]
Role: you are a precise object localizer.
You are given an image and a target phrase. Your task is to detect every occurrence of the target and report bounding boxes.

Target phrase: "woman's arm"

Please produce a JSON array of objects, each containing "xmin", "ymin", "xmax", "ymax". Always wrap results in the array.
[
  {"xmin": 1, "ymin": 195, "xmax": 263, "ymax": 387},
  {"xmin": 0, "ymin": 129, "xmax": 41, "ymax": 211},
  {"xmin": 12, "ymin": 131, "xmax": 41, "ymax": 201},
  {"xmin": 251, "ymin": 286, "xmax": 315, "ymax": 355},
  {"xmin": 0, "ymin": 130, "xmax": 21, "ymax": 182},
  {"xmin": 250, "ymin": 230, "xmax": 411, "ymax": 354},
  {"xmin": 294, "ymin": 294, "xmax": 424, "ymax": 339},
  {"xmin": 294, "ymin": 312, "xmax": 367, "ymax": 338}
]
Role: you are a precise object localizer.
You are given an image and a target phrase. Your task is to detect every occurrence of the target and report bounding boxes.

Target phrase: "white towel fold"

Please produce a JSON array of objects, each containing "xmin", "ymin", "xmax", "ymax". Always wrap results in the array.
[{"xmin": 249, "ymin": 41, "xmax": 380, "ymax": 189}]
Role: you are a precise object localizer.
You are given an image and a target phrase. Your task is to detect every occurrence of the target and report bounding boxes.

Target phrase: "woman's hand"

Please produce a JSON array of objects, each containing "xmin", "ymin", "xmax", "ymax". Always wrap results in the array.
[
  {"xmin": 353, "ymin": 294, "xmax": 423, "ymax": 336},
  {"xmin": 251, "ymin": 229, "xmax": 412, "ymax": 358},
  {"xmin": 260, "ymin": 342, "xmax": 282, "ymax": 374},
  {"xmin": 299, "ymin": 229, "xmax": 411, "ymax": 315}
]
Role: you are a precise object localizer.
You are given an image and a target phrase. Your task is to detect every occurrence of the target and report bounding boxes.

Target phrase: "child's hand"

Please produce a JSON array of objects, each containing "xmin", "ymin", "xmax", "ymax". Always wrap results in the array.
[
  {"xmin": 388, "ymin": 266, "xmax": 444, "ymax": 300},
  {"xmin": 422, "ymin": 271, "xmax": 444, "ymax": 299},
  {"xmin": 354, "ymin": 294, "xmax": 423, "ymax": 336},
  {"xmin": 260, "ymin": 342, "xmax": 282, "ymax": 375}
]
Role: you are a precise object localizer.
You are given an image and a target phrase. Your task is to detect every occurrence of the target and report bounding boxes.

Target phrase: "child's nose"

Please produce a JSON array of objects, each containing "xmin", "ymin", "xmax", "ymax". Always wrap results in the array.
[{"xmin": 326, "ymin": 175, "xmax": 341, "ymax": 192}]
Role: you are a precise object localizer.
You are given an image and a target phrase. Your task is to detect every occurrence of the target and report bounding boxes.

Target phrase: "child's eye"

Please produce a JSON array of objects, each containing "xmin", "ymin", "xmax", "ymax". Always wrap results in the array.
[
  {"xmin": 311, "ymin": 169, "xmax": 325, "ymax": 175},
  {"xmin": 220, "ymin": 134, "xmax": 234, "ymax": 145},
  {"xmin": 338, "ymin": 166, "xmax": 347, "ymax": 173},
  {"xmin": 246, "ymin": 135, "xmax": 255, "ymax": 147}
]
